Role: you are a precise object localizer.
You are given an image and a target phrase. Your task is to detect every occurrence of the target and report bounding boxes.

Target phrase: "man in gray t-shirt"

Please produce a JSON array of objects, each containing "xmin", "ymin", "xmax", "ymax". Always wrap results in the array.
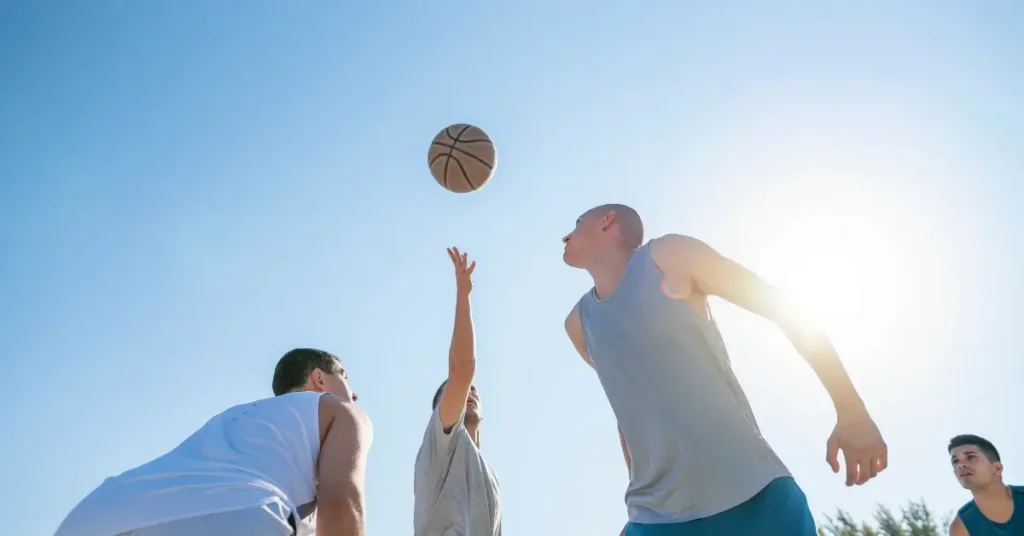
[{"xmin": 413, "ymin": 248, "xmax": 501, "ymax": 536}]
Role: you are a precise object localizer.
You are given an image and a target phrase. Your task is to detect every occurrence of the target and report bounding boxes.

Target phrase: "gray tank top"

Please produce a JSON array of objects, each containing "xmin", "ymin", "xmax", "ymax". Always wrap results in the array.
[{"xmin": 578, "ymin": 243, "xmax": 790, "ymax": 524}]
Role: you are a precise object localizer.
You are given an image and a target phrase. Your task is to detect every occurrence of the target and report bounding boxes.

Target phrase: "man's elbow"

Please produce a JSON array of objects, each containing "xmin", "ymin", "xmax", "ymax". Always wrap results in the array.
[
  {"xmin": 775, "ymin": 310, "xmax": 831, "ymax": 353},
  {"xmin": 448, "ymin": 358, "xmax": 476, "ymax": 382}
]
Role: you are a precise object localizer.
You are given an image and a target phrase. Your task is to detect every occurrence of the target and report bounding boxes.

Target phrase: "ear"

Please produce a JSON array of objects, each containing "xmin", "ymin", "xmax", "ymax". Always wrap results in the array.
[
  {"xmin": 310, "ymin": 369, "xmax": 326, "ymax": 390},
  {"xmin": 994, "ymin": 461, "xmax": 1004, "ymax": 476},
  {"xmin": 598, "ymin": 209, "xmax": 616, "ymax": 231}
]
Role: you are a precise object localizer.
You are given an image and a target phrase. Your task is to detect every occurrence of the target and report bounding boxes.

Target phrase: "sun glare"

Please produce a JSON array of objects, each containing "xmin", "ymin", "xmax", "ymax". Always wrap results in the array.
[{"xmin": 752, "ymin": 207, "xmax": 911, "ymax": 346}]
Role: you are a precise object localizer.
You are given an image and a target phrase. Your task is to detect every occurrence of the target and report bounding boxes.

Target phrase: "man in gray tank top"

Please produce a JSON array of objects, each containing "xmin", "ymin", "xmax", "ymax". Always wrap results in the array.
[
  {"xmin": 413, "ymin": 248, "xmax": 502, "ymax": 536},
  {"xmin": 561, "ymin": 204, "xmax": 888, "ymax": 536}
]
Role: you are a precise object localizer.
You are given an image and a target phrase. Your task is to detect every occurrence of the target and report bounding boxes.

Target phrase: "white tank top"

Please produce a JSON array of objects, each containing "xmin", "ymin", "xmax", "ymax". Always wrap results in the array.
[{"xmin": 55, "ymin": 391, "xmax": 324, "ymax": 536}]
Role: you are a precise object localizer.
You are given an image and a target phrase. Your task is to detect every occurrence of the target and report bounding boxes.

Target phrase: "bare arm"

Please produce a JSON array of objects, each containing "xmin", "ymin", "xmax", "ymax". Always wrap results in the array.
[
  {"xmin": 650, "ymin": 234, "xmax": 888, "ymax": 486},
  {"xmin": 317, "ymin": 401, "xmax": 372, "ymax": 536},
  {"xmin": 649, "ymin": 234, "xmax": 865, "ymax": 418},
  {"xmin": 565, "ymin": 305, "xmax": 632, "ymax": 474},
  {"xmin": 437, "ymin": 248, "xmax": 477, "ymax": 432},
  {"xmin": 949, "ymin": 516, "xmax": 969, "ymax": 536}
]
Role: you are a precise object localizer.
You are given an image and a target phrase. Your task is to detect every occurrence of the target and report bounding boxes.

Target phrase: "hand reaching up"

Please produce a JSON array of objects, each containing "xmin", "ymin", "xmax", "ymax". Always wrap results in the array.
[{"xmin": 447, "ymin": 247, "xmax": 476, "ymax": 295}]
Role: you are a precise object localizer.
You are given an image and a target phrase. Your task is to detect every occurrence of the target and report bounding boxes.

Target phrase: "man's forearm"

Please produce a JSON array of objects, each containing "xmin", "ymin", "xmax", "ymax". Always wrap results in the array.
[
  {"xmin": 317, "ymin": 494, "xmax": 365, "ymax": 536},
  {"xmin": 448, "ymin": 291, "xmax": 475, "ymax": 372},
  {"xmin": 787, "ymin": 328, "xmax": 865, "ymax": 417}
]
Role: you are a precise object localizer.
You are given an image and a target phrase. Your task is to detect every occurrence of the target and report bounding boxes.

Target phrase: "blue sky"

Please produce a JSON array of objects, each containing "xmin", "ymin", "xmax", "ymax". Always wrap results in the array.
[{"xmin": 1, "ymin": 1, "xmax": 1021, "ymax": 535}]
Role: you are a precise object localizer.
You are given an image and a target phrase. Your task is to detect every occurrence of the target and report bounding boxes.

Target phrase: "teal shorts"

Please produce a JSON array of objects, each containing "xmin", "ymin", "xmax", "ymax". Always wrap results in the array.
[{"xmin": 625, "ymin": 477, "xmax": 817, "ymax": 536}]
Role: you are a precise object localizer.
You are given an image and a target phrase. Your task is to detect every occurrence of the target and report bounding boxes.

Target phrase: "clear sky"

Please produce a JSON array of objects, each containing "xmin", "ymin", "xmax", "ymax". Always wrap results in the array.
[{"xmin": 1, "ymin": 1, "xmax": 1021, "ymax": 535}]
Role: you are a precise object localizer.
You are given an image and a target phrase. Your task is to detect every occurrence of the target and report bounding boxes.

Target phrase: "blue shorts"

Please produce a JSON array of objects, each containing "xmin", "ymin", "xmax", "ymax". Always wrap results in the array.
[{"xmin": 625, "ymin": 477, "xmax": 817, "ymax": 536}]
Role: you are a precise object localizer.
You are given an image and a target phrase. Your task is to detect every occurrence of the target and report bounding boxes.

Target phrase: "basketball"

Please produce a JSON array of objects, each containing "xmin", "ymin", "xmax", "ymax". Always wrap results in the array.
[{"xmin": 427, "ymin": 124, "xmax": 496, "ymax": 193}]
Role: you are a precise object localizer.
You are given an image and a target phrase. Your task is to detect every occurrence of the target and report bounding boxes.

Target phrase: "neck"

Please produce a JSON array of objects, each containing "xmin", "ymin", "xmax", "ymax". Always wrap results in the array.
[
  {"xmin": 587, "ymin": 248, "xmax": 636, "ymax": 300},
  {"xmin": 466, "ymin": 423, "xmax": 480, "ymax": 447},
  {"xmin": 974, "ymin": 481, "xmax": 1011, "ymax": 503}
]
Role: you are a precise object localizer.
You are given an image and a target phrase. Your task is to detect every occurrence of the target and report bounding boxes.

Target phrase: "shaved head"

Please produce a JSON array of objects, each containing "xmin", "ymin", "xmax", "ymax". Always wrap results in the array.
[
  {"xmin": 587, "ymin": 204, "xmax": 644, "ymax": 250},
  {"xmin": 562, "ymin": 203, "xmax": 645, "ymax": 269}
]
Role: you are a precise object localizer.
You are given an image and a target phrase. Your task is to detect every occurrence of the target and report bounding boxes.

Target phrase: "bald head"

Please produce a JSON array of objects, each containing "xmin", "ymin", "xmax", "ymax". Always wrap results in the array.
[
  {"xmin": 588, "ymin": 204, "xmax": 644, "ymax": 250},
  {"xmin": 562, "ymin": 203, "xmax": 645, "ymax": 269}
]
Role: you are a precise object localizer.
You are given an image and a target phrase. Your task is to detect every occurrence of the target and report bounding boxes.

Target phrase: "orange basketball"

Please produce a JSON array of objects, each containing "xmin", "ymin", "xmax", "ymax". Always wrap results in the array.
[{"xmin": 427, "ymin": 124, "xmax": 496, "ymax": 193}]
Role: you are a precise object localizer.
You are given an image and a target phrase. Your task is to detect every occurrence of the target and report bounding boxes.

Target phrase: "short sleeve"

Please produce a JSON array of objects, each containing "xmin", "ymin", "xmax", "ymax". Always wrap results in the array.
[{"xmin": 419, "ymin": 406, "xmax": 466, "ymax": 465}]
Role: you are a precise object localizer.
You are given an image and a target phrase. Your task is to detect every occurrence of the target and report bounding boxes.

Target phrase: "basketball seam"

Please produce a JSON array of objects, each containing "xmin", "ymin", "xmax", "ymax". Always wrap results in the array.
[
  {"xmin": 444, "ymin": 125, "xmax": 464, "ymax": 141},
  {"xmin": 428, "ymin": 152, "xmax": 447, "ymax": 166},
  {"xmin": 443, "ymin": 125, "xmax": 472, "ymax": 191},
  {"xmin": 449, "ymin": 145, "xmax": 493, "ymax": 170},
  {"xmin": 451, "ymin": 154, "xmax": 474, "ymax": 191},
  {"xmin": 431, "ymin": 140, "xmax": 492, "ymax": 149}
]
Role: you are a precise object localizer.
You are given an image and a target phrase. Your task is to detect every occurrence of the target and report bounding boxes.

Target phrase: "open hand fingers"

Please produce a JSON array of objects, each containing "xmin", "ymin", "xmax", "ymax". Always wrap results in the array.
[
  {"xmin": 447, "ymin": 247, "xmax": 466, "ymax": 270},
  {"xmin": 825, "ymin": 429, "xmax": 840, "ymax": 474},
  {"xmin": 843, "ymin": 451, "xmax": 858, "ymax": 486}
]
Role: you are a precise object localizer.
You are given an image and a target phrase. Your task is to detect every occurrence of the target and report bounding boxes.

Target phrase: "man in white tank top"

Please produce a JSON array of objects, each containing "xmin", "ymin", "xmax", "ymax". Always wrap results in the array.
[{"xmin": 54, "ymin": 348, "xmax": 373, "ymax": 536}]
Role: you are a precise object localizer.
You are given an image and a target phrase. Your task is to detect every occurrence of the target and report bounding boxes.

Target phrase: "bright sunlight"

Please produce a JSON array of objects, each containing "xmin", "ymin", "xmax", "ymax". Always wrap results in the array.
[{"xmin": 750, "ymin": 202, "xmax": 912, "ymax": 351}]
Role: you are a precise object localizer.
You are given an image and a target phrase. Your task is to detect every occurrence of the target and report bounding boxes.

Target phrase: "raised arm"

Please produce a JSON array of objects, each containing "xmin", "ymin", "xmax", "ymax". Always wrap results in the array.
[
  {"xmin": 565, "ymin": 305, "xmax": 632, "ymax": 475},
  {"xmin": 648, "ymin": 233, "xmax": 887, "ymax": 486},
  {"xmin": 436, "ymin": 247, "xmax": 477, "ymax": 432},
  {"xmin": 317, "ymin": 398, "xmax": 373, "ymax": 536}
]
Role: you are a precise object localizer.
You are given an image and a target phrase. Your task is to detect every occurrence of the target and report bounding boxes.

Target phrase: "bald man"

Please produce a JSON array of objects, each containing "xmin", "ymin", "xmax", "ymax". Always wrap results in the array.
[{"xmin": 561, "ymin": 204, "xmax": 887, "ymax": 536}]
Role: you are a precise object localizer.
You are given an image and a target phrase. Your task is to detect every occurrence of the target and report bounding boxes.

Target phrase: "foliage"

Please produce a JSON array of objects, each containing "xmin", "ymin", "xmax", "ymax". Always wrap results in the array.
[{"xmin": 818, "ymin": 500, "xmax": 951, "ymax": 536}]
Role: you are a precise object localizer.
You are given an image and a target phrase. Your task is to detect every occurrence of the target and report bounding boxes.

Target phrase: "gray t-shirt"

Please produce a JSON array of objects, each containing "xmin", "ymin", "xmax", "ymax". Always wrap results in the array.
[{"xmin": 413, "ymin": 407, "xmax": 501, "ymax": 536}]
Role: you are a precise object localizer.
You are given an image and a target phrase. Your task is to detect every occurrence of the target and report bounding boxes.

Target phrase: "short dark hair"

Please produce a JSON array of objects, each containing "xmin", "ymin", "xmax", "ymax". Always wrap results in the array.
[
  {"xmin": 948, "ymin": 434, "xmax": 1000, "ymax": 462},
  {"xmin": 272, "ymin": 348, "xmax": 341, "ymax": 396},
  {"xmin": 431, "ymin": 380, "xmax": 447, "ymax": 409}
]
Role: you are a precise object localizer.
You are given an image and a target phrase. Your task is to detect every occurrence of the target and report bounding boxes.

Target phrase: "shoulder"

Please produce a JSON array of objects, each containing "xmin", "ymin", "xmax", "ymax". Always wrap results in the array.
[
  {"xmin": 564, "ymin": 295, "xmax": 586, "ymax": 327},
  {"xmin": 319, "ymin": 395, "xmax": 372, "ymax": 438},
  {"xmin": 564, "ymin": 295, "xmax": 593, "ymax": 363},
  {"xmin": 948, "ymin": 514, "xmax": 969, "ymax": 536},
  {"xmin": 956, "ymin": 498, "xmax": 977, "ymax": 516},
  {"xmin": 422, "ymin": 406, "xmax": 466, "ymax": 440},
  {"xmin": 648, "ymin": 234, "xmax": 713, "ymax": 265}
]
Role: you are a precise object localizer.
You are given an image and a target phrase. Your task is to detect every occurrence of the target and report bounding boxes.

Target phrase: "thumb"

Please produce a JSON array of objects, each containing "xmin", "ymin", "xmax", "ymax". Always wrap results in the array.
[{"xmin": 826, "ymin": 428, "xmax": 841, "ymax": 473}]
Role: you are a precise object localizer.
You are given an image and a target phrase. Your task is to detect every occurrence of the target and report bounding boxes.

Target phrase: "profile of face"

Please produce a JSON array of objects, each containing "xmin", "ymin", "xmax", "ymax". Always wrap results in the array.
[
  {"xmin": 950, "ymin": 444, "xmax": 1002, "ymax": 490},
  {"xmin": 308, "ymin": 361, "xmax": 358, "ymax": 402},
  {"xmin": 563, "ymin": 209, "xmax": 609, "ymax": 268},
  {"xmin": 464, "ymin": 385, "xmax": 483, "ymax": 426}
]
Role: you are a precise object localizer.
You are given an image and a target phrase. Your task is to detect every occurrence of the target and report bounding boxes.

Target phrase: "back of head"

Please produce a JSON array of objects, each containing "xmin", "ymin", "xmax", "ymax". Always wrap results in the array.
[{"xmin": 272, "ymin": 348, "xmax": 341, "ymax": 396}]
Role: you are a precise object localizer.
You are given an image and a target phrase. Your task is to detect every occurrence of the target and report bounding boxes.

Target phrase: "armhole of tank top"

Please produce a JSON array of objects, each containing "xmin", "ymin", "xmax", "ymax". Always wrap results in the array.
[
  {"xmin": 573, "ymin": 296, "xmax": 594, "ymax": 363},
  {"xmin": 640, "ymin": 240, "xmax": 672, "ymax": 290}
]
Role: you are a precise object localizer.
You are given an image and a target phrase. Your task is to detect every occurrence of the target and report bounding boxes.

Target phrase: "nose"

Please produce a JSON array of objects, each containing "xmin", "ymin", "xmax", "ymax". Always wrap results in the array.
[
  {"xmin": 562, "ymin": 234, "xmax": 570, "ymax": 244},
  {"xmin": 352, "ymin": 392, "xmax": 359, "ymax": 401}
]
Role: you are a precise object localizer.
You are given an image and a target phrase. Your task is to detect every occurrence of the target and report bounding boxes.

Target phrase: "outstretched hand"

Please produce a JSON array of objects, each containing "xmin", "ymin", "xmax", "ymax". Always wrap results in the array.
[
  {"xmin": 447, "ymin": 247, "xmax": 476, "ymax": 294},
  {"xmin": 826, "ymin": 409, "xmax": 888, "ymax": 486}
]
